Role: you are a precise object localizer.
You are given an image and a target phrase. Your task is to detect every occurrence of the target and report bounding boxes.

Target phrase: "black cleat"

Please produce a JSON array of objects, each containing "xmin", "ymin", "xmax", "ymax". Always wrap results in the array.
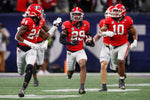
[
  {"xmin": 67, "ymin": 74, "xmax": 72, "ymax": 79},
  {"xmin": 18, "ymin": 89, "xmax": 25, "ymax": 97},
  {"xmin": 99, "ymin": 87, "xmax": 107, "ymax": 91},
  {"xmin": 119, "ymin": 79, "xmax": 126, "ymax": 89},
  {"xmin": 34, "ymin": 80, "xmax": 39, "ymax": 87},
  {"xmin": 78, "ymin": 88, "xmax": 86, "ymax": 94},
  {"xmin": 124, "ymin": 74, "xmax": 127, "ymax": 79}
]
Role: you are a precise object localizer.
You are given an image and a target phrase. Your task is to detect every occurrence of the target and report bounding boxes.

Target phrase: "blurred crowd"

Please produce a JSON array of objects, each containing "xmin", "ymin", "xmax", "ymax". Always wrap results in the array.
[{"xmin": 0, "ymin": 0, "xmax": 150, "ymax": 13}]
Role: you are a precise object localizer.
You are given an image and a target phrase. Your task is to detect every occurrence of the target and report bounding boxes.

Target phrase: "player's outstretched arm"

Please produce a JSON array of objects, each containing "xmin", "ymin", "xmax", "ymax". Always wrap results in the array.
[
  {"xmin": 39, "ymin": 17, "xmax": 62, "ymax": 49},
  {"xmin": 47, "ymin": 17, "xmax": 62, "ymax": 37}
]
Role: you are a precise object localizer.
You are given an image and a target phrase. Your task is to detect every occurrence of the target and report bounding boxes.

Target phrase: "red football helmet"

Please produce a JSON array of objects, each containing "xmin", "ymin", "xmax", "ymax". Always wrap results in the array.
[
  {"xmin": 23, "ymin": 4, "xmax": 44, "ymax": 19},
  {"xmin": 112, "ymin": 4, "xmax": 126, "ymax": 18},
  {"xmin": 105, "ymin": 6, "xmax": 114, "ymax": 18},
  {"xmin": 70, "ymin": 7, "xmax": 84, "ymax": 22}
]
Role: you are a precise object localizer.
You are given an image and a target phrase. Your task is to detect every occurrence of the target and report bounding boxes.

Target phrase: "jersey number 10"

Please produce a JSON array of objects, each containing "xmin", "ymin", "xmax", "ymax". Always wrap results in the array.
[{"xmin": 113, "ymin": 24, "xmax": 124, "ymax": 35}]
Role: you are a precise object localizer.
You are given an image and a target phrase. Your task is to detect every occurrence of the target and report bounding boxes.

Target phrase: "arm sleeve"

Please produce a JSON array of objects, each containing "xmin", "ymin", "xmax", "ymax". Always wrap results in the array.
[{"xmin": 59, "ymin": 34, "xmax": 71, "ymax": 45}]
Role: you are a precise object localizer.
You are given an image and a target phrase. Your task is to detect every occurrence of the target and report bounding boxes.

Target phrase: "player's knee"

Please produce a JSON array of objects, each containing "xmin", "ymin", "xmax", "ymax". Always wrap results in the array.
[
  {"xmin": 79, "ymin": 60, "xmax": 86, "ymax": 69},
  {"xmin": 25, "ymin": 64, "xmax": 33, "ymax": 73},
  {"xmin": 118, "ymin": 60, "xmax": 124, "ymax": 66},
  {"xmin": 101, "ymin": 61, "xmax": 108, "ymax": 70}
]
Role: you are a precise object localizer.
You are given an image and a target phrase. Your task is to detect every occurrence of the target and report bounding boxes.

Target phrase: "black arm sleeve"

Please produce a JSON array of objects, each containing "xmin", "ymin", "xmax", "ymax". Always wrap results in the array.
[{"xmin": 59, "ymin": 34, "xmax": 71, "ymax": 45}]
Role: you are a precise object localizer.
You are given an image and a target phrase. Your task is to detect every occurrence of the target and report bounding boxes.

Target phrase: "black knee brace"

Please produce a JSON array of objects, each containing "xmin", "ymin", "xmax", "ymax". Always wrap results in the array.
[
  {"xmin": 24, "ymin": 64, "xmax": 33, "ymax": 83},
  {"xmin": 25, "ymin": 64, "xmax": 33, "ymax": 74}
]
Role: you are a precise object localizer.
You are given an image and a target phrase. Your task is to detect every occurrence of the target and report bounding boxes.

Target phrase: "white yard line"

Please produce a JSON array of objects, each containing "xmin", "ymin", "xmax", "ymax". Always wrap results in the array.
[
  {"xmin": 0, "ymin": 95, "xmax": 81, "ymax": 99},
  {"xmin": 0, "ymin": 73, "xmax": 150, "ymax": 77}
]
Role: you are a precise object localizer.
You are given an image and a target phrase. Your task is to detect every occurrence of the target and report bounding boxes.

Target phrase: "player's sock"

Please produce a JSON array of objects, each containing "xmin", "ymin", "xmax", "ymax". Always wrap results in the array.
[
  {"xmin": 79, "ymin": 84, "xmax": 86, "ymax": 94},
  {"xmin": 22, "ymin": 83, "xmax": 28, "ymax": 90},
  {"xmin": 80, "ymin": 84, "xmax": 84, "ymax": 90}
]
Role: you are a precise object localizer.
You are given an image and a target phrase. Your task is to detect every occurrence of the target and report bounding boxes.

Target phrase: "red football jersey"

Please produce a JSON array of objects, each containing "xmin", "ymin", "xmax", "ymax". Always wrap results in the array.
[
  {"xmin": 37, "ymin": 18, "xmax": 46, "ymax": 43},
  {"xmin": 62, "ymin": 20, "xmax": 90, "ymax": 51},
  {"xmin": 19, "ymin": 17, "xmax": 45, "ymax": 47},
  {"xmin": 105, "ymin": 16, "xmax": 133, "ymax": 46},
  {"xmin": 99, "ymin": 19, "xmax": 111, "ymax": 44}
]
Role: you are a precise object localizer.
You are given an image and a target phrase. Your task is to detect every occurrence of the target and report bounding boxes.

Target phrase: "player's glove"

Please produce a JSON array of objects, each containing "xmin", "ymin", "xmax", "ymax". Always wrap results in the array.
[
  {"xmin": 86, "ymin": 39, "xmax": 95, "ymax": 47},
  {"xmin": 98, "ymin": 31, "xmax": 114, "ymax": 37},
  {"xmin": 53, "ymin": 17, "xmax": 62, "ymax": 27},
  {"xmin": 85, "ymin": 35, "xmax": 95, "ymax": 47},
  {"xmin": 40, "ymin": 40, "xmax": 48, "ymax": 50},
  {"xmin": 23, "ymin": 40, "xmax": 39, "ymax": 50},
  {"xmin": 70, "ymin": 40, "xmax": 79, "ymax": 46},
  {"xmin": 130, "ymin": 40, "xmax": 137, "ymax": 49}
]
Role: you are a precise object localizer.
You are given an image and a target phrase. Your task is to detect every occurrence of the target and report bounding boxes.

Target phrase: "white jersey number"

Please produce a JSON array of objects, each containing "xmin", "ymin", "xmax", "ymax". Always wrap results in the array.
[
  {"xmin": 113, "ymin": 24, "xmax": 124, "ymax": 35},
  {"xmin": 27, "ymin": 29, "xmax": 40, "ymax": 39},
  {"xmin": 71, "ymin": 31, "xmax": 85, "ymax": 41}
]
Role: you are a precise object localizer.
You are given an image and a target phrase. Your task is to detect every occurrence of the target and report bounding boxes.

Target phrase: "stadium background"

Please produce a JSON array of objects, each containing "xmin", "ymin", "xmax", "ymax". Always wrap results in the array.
[{"xmin": 0, "ymin": 13, "xmax": 149, "ymax": 72}]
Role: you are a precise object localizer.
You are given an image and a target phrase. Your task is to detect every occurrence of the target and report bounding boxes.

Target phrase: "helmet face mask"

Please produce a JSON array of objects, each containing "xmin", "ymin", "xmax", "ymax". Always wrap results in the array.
[
  {"xmin": 70, "ymin": 7, "xmax": 84, "ymax": 22},
  {"xmin": 112, "ymin": 4, "xmax": 126, "ymax": 18}
]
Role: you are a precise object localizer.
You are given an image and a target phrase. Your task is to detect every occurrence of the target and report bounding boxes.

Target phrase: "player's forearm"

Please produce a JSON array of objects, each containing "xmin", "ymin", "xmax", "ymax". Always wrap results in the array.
[
  {"xmin": 93, "ymin": 34, "xmax": 100, "ymax": 42},
  {"xmin": 47, "ymin": 26, "xmax": 57, "ymax": 37},
  {"xmin": 133, "ymin": 33, "xmax": 138, "ymax": 40},
  {"xmin": 59, "ymin": 34, "xmax": 71, "ymax": 45}
]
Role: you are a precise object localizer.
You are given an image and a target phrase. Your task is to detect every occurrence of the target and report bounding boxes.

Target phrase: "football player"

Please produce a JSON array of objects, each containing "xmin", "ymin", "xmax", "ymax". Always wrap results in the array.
[
  {"xmin": 59, "ymin": 7, "xmax": 94, "ymax": 94},
  {"xmin": 32, "ymin": 21, "xmax": 52, "ymax": 87},
  {"xmin": 93, "ymin": 6, "xmax": 114, "ymax": 91},
  {"xmin": 99, "ymin": 4, "xmax": 138, "ymax": 89},
  {"xmin": 15, "ymin": 4, "xmax": 62, "ymax": 97}
]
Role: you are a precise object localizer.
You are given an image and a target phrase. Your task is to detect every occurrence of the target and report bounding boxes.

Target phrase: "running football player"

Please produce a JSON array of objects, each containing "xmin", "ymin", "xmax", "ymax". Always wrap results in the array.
[
  {"xmin": 59, "ymin": 7, "xmax": 94, "ymax": 94},
  {"xmin": 99, "ymin": 4, "xmax": 138, "ymax": 89},
  {"xmin": 15, "ymin": 4, "xmax": 61, "ymax": 97},
  {"xmin": 93, "ymin": 6, "xmax": 114, "ymax": 91}
]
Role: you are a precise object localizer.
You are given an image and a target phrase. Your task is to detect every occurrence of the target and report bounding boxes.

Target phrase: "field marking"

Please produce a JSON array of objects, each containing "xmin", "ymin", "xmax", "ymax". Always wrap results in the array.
[
  {"xmin": 108, "ymin": 83, "xmax": 150, "ymax": 87},
  {"xmin": 0, "ymin": 73, "xmax": 150, "ymax": 77},
  {"xmin": 0, "ymin": 95, "xmax": 81, "ymax": 99},
  {"xmin": 43, "ymin": 88, "xmax": 140, "ymax": 92}
]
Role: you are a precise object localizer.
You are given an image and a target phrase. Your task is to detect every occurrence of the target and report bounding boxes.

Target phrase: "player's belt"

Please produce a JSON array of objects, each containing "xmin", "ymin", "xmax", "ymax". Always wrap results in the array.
[
  {"xmin": 104, "ymin": 43, "xmax": 110, "ymax": 49},
  {"xmin": 17, "ymin": 44, "xmax": 31, "ymax": 52},
  {"xmin": 67, "ymin": 49, "xmax": 77, "ymax": 52},
  {"xmin": 105, "ymin": 45, "xmax": 110, "ymax": 49},
  {"xmin": 113, "ymin": 45, "xmax": 122, "ymax": 49},
  {"xmin": 37, "ymin": 40, "xmax": 43, "ymax": 43}
]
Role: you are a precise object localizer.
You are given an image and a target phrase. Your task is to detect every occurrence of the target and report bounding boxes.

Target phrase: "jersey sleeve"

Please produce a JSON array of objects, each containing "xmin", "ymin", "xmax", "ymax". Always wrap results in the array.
[
  {"xmin": 61, "ymin": 21, "xmax": 70, "ymax": 30},
  {"xmin": 83, "ymin": 20, "xmax": 90, "ymax": 33},
  {"xmin": 126, "ymin": 16, "xmax": 133, "ymax": 26},
  {"xmin": 20, "ymin": 18, "xmax": 32, "ymax": 26},
  {"xmin": 104, "ymin": 17, "xmax": 110, "ymax": 25},
  {"xmin": 99, "ymin": 19, "xmax": 105, "ymax": 28}
]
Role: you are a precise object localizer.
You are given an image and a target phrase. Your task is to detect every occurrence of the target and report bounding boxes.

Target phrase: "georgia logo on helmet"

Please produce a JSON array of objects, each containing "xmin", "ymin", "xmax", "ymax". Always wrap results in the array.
[
  {"xmin": 70, "ymin": 7, "xmax": 84, "ymax": 22},
  {"xmin": 23, "ymin": 4, "xmax": 44, "ymax": 19},
  {"xmin": 112, "ymin": 4, "xmax": 126, "ymax": 18},
  {"xmin": 105, "ymin": 6, "xmax": 114, "ymax": 18}
]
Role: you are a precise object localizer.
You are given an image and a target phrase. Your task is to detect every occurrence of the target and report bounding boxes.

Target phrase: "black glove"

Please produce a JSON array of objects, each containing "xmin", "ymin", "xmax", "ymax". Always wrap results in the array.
[
  {"xmin": 86, "ymin": 39, "xmax": 95, "ymax": 47},
  {"xmin": 70, "ymin": 40, "xmax": 79, "ymax": 46}
]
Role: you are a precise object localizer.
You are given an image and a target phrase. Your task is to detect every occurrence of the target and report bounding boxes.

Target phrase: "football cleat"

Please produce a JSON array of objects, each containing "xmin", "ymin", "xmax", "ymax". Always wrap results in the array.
[
  {"xmin": 99, "ymin": 87, "xmax": 107, "ymax": 91},
  {"xmin": 67, "ymin": 74, "xmax": 72, "ymax": 79},
  {"xmin": 34, "ymin": 80, "xmax": 39, "ymax": 87},
  {"xmin": 119, "ymin": 79, "xmax": 126, "ymax": 89},
  {"xmin": 78, "ymin": 88, "xmax": 86, "ymax": 94},
  {"xmin": 18, "ymin": 89, "xmax": 25, "ymax": 97}
]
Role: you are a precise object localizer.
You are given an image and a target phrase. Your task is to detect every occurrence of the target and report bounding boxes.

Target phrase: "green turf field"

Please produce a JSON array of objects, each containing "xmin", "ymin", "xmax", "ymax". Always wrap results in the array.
[{"xmin": 0, "ymin": 73, "xmax": 150, "ymax": 100}]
